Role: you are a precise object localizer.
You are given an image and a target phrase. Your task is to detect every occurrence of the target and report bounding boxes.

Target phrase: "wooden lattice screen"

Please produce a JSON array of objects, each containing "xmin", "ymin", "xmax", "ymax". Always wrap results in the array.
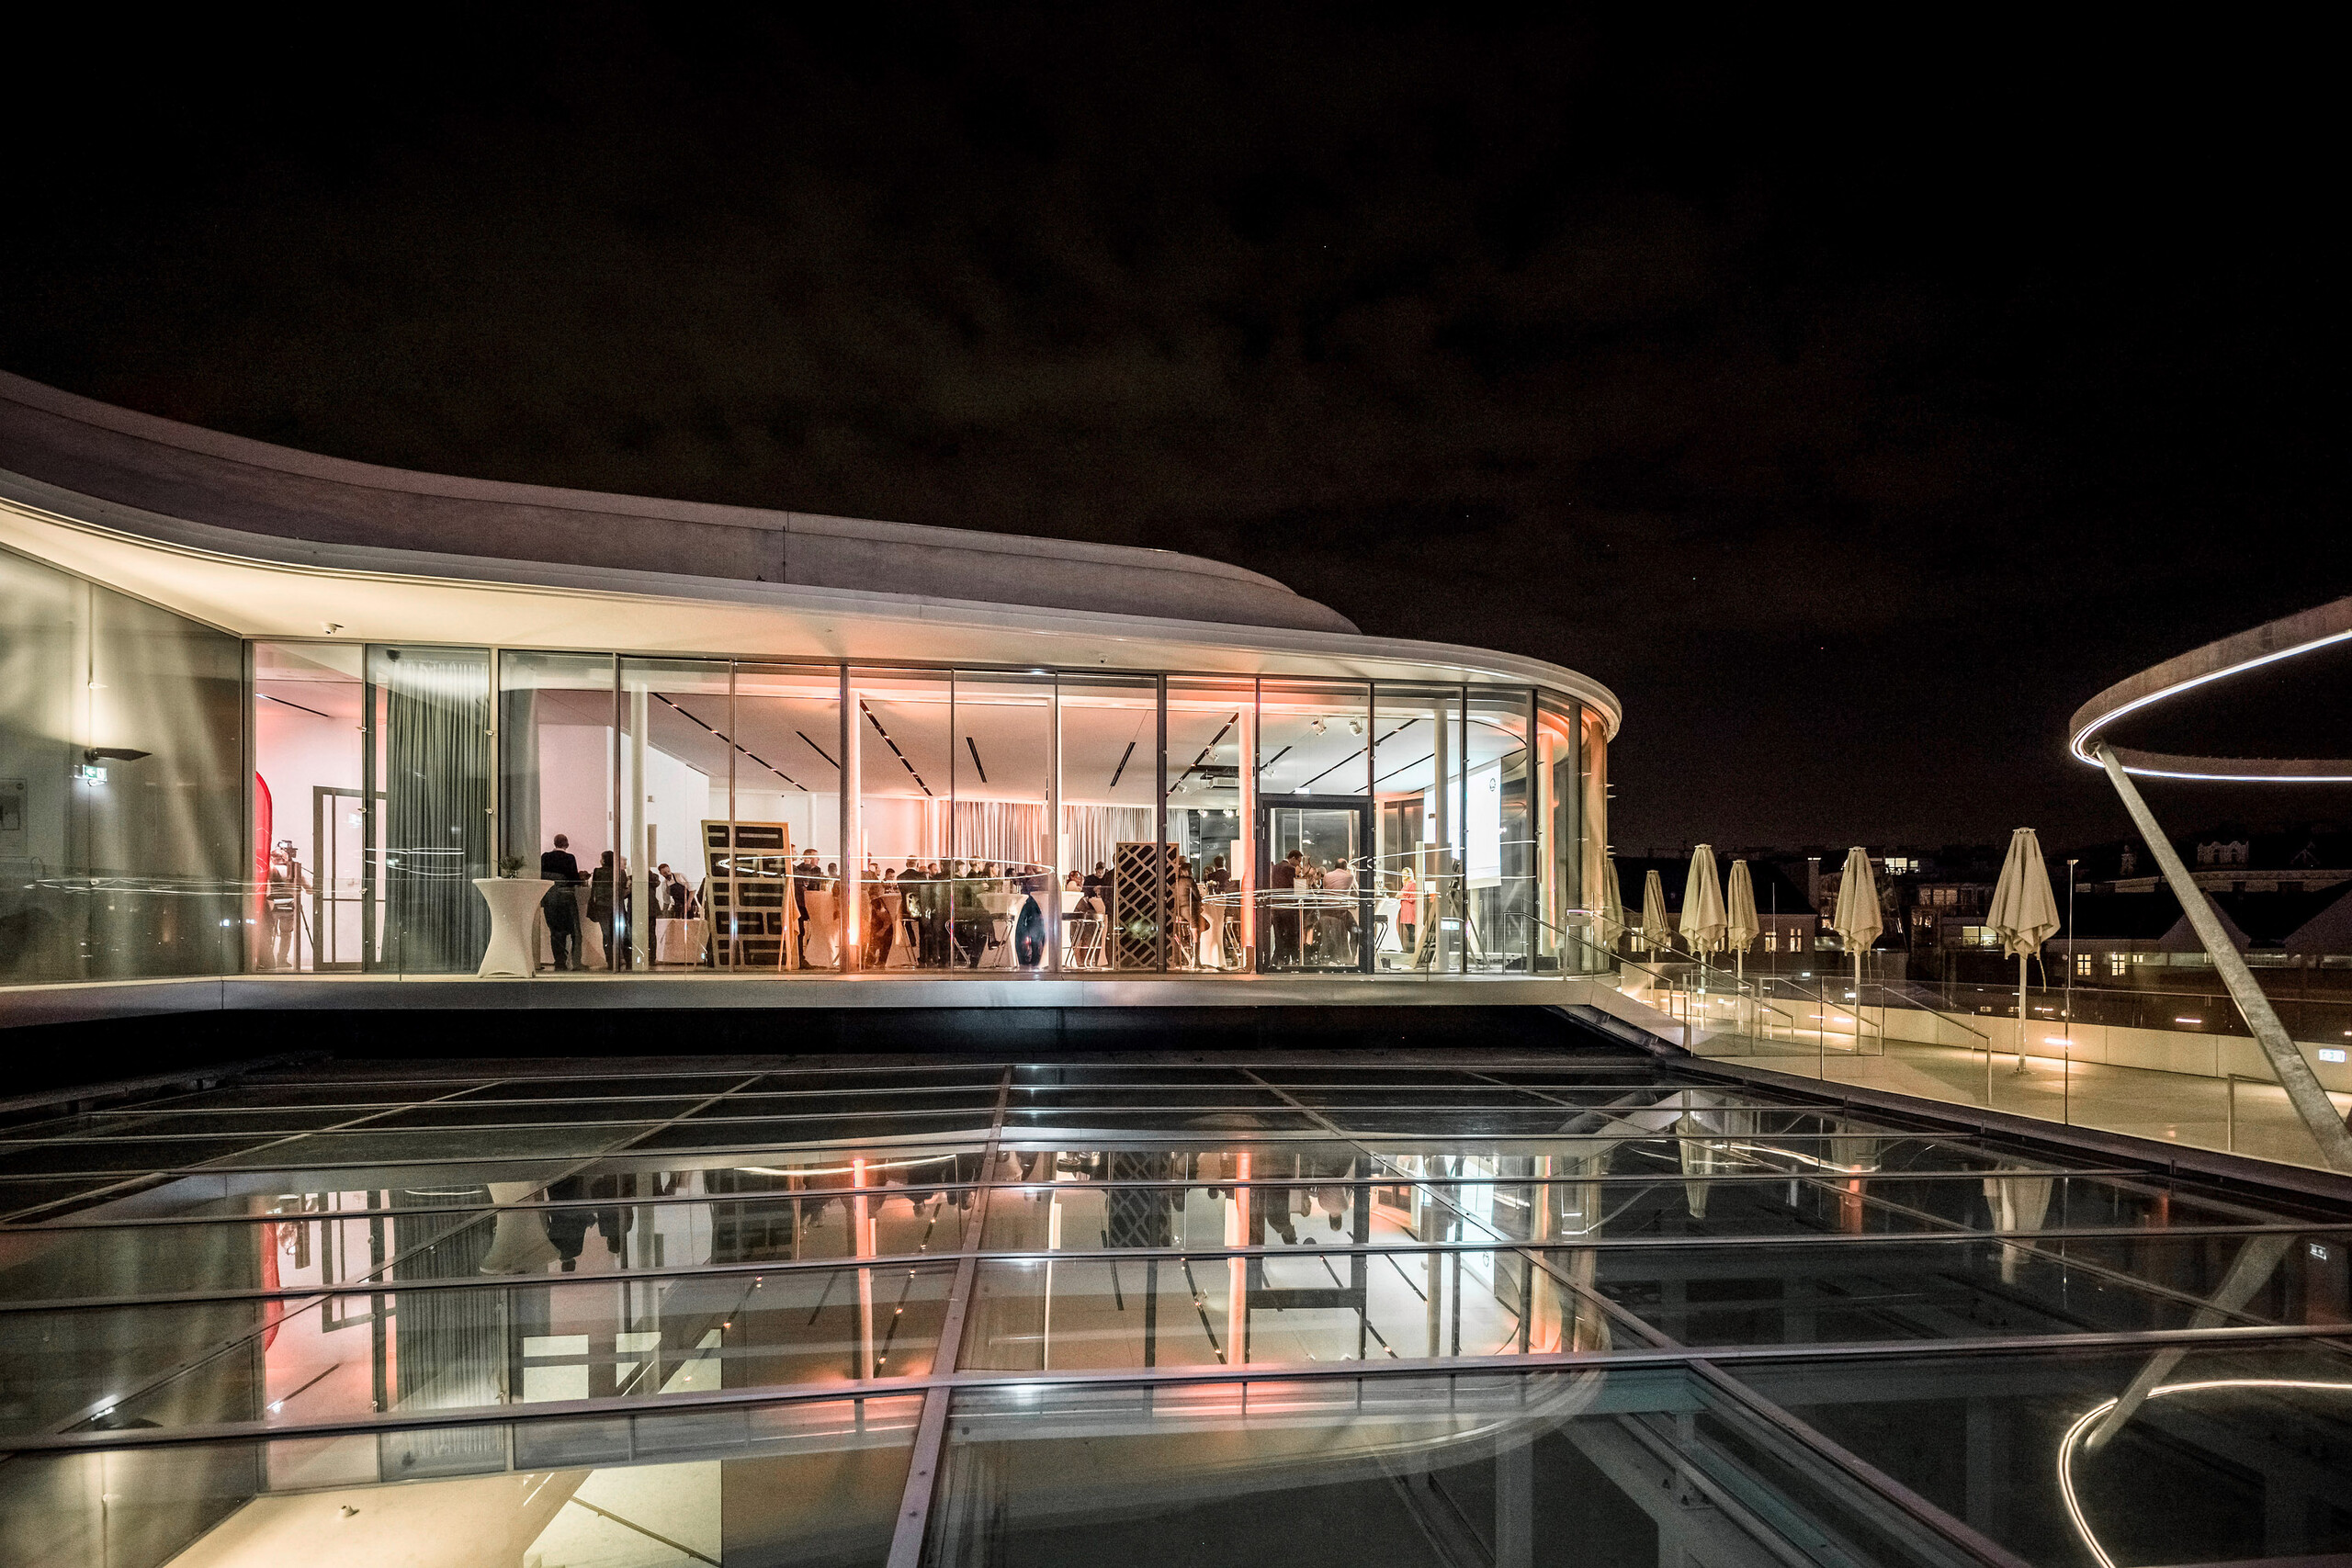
[
  {"xmin": 705, "ymin": 819, "xmax": 794, "ymax": 968},
  {"xmin": 1109, "ymin": 840, "xmax": 1165, "ymax": 970}
]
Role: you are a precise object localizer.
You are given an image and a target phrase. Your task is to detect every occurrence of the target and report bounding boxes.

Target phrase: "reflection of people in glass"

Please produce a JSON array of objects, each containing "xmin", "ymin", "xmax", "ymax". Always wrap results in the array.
[{"xmin": 540, "ymin": 833, "xmax": 582, "ymax": 971}]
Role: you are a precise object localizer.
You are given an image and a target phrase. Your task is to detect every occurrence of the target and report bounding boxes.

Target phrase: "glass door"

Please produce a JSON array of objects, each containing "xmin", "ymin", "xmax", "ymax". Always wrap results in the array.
[
  {"xmin": 311, "ymin": 784, "xmax": 380, "ymax": 970},
  {"xmin": 1256, "ymin": 795, "xmax": 1372, "ymax": 973}
]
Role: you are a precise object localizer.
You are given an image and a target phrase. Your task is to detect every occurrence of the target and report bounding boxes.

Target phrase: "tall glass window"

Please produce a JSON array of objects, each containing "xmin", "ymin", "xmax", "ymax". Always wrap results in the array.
[
  {"xmin": 729, "ymin": 665, "xmax": 842, "ymax": 970},
  {"xmin": 499, "ymin": 650, "xmax": 616, "ymax": 972},
  {"xmin": 254, "ymin": 643, "xmax": 368, "ymax": 972},
  {"xmin": 0, "ymin": 550, "xmax": 243, "ymax": 984},
  {"xmin": 850, "ymin": 670, "xmax": 951, "ymax": 971},
  {"xmin": 370, "ymin": 645, "xmax": 492, "ymax": 975},
  {"xmin": 1536, "ymin": 692, "xmax": 1582, "ymax": 973},
  {"xmin": 619, "ymin": 659, "xmax": 731, "ymax": 971},
  {"xmin": 1369, "ymin": 685, "xmax": 1463, "ymax": 974},
  {"xmin": 1057, "ymin": 676, "xmax": 1161, "ymax": 970},
  {"xmin": 1465, "ymin": 688, "xmax": 1533, "ymax": 973},
  {"xmin": 1256, "ymin": 681, "xmax": 1371, "ymax": 973},
  {"xmin": 1165, "ymin": 679, "xmax": 1250, "ymax": 971},
  {"xmin": 955, "ymin": 672, "xmax": 1054, "ymax": 972},
  {"xmin": 1582, "ymin": 707, "xmax": 1611, "ymax": 970}
]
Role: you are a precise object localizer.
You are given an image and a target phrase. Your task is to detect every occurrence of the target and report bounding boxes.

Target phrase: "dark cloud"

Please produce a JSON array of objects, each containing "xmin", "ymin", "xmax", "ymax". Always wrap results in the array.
[{"xmin": 5, "ymin": 4, "xmax": 2346, "ymax": 852}]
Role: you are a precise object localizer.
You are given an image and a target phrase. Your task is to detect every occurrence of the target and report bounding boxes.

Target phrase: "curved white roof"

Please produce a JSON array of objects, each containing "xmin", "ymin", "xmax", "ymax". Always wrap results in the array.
[
  {"xmin": 0, "ymin": 369, "xmax": 1351, "ymax": 635},
  {"xmin": 0, "ymin": 370, "xmax": 1620, "ymax": 734}
]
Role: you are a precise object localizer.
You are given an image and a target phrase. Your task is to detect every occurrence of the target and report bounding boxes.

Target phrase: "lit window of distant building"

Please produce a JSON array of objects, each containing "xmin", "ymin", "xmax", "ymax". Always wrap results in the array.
[
  {"xmin": 2075, "ymin": 953, "xmax": 2092, "ymax": 976},
  {"xmin": 2109, "ymin": 953, "xmax": 2129, "ymax": 976}
]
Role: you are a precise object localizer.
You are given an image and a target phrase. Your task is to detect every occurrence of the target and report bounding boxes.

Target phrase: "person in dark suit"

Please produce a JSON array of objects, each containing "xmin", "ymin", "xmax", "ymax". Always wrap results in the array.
[
  {"xmin": 540, "ymin": 834, "xmax": 583, "ymax": 971},
  {"xmin": 588, "ymin": 851, "xmax": 620, "ymax": 969}
]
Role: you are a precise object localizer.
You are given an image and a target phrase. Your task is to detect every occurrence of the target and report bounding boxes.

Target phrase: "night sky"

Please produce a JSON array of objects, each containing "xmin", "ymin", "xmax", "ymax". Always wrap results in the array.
[{"xmin": 6, "ymin": 6, "xmax": 2345, "ymax": 853}]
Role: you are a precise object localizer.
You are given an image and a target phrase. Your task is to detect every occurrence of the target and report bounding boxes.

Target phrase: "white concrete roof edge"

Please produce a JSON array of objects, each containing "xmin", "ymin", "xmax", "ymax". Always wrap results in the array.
[{"xmin": 0, "ymin": 468, "xmax": 1623, "ymax": 735}]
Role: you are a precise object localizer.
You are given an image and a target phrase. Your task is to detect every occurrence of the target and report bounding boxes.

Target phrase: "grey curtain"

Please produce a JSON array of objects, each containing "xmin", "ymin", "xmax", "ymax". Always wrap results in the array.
[
  {"xmin": 497, "ymin": 683, "xmax": 540, "ymax": 869},
  {"xmin": 383, "ymin": 650, "xmax": 492, "ymax": 973}
]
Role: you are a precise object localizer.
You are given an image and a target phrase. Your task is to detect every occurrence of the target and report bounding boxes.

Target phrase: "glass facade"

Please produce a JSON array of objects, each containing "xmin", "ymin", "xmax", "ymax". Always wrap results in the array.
[
  {"xmin": 0, "ymin": 549, "xmax": 243, "ymax": 985},
  {"xmin": 3, "ymin": 548, "xmax": 1611, "ymax": 984},
  {"xmin": 6, "ymin": 1047, "xmax": 2350, "ymax": 1568}
]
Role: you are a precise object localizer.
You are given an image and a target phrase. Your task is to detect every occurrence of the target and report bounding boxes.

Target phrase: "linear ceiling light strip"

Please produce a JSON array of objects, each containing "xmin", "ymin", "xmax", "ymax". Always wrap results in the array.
[
  {"xmin": 654, "ymin": 693, "xmax": 805, "ymax": 792},
  {"xmin": 862, "ymin": 701, "xmax": 933, "ymax": 797}
]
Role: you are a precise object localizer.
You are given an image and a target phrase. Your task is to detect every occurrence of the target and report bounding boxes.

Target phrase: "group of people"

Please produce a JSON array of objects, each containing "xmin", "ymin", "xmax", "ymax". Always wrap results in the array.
[
  {"xmin": 528, "ymin": 830, "xmax": 1429, "ymax": 975},
  {"xmin": 537, "ymin": 833, "xmax": 702, "ymax": 972},
  {"xmin": 849, "ymin": 857, "xmax": 1047, "ymax": 970}
]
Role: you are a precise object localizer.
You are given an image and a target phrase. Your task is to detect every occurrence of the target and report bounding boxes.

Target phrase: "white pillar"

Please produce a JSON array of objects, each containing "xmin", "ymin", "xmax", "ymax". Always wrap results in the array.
[
  {"xmin": 628, "ymin": 681, "xmax": 649, "ymax": 971},
  {"xmin": 841, "ymin": 670, "xmax": 861, "ymax": 971}
]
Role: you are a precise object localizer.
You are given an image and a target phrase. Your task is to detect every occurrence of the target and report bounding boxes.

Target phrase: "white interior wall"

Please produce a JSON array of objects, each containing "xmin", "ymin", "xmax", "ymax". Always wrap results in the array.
[
  {"xmin": 537, "ymin": 725, "xmax": 613, "ymax": 866},
  {"xmin": 637, "ymin": 742, "xmax": 709, "ymax": 885},
  {"xmin": 254, "ymin": 697, "xmax": 362, "ymax": 874}
]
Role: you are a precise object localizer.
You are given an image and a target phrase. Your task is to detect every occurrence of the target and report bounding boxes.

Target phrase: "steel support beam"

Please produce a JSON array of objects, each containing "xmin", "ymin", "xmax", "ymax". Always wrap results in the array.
[{"xmin": 2095, "ymin": 744, "xmax": 2352, "ymax": 1172}]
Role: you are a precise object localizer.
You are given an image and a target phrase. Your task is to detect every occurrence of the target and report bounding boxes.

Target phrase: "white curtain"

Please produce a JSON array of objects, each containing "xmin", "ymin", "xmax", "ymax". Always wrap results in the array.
[
  {"xmin": 1063, "ymin": 806, "xmax": 1154, "ymax": 877},
  {"xmin": 951, "ymin": 800, "xmax": 1047, "ymax": 872}
]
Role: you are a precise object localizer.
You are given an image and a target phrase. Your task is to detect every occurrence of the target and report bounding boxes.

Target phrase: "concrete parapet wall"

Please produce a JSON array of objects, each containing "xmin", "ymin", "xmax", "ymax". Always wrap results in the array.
[{"xmin": 1867, "ymin": 1002, "xmax": 2352, "ymax": 1094}]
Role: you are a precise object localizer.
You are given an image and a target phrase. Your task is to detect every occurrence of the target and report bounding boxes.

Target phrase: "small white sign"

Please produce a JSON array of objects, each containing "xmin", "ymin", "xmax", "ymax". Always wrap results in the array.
[{"xmin": 2320, "ymin": 1048, "xmax": 2348, "ymax": 1064}]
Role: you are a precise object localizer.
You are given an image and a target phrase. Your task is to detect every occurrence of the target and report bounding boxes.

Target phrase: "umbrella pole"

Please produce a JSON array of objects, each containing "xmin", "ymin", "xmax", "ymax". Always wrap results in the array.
[
  {"xmin": 2016, "ymin": 953, "xmax": 2030, "ymax": 1073},
  {"xmin": 1853, "ymin": 949, "xmax": 1863, "ymax": 1053}
]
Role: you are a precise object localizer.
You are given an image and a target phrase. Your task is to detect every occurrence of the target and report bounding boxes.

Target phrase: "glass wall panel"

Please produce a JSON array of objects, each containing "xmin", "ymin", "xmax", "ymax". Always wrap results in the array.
[
  {"xmin": 1165, "ymin": 679, "xmax": 1250, "ymax": 971},
  {"xmin": 1058, "ymin": 676, "xmax": 1161, "ymax": 971},
  {"xmin": 851, "ymin": 670, "xmax": 951, "ymax": 971},
  {"xmin": 498, "ymin": 650, "xmax": 615, "ymax": 973},
  {"xmin": 1535, "ymin": 692, "xmax": 1582, "ymax": 973},
  {"xmin": 619, "ymin": 659, "xmax": 731, "ymax": 972},
  {"xmin": 1465, "ymin": 688, "xmax": 1533, "ymax": 973},
  {"xmin": 370, "ymin": 646, "xmax": 492, "ymax": 975},
  {"xmin": 1256, "ymin": 681, "xmax": 1370, "ymax": 973},
  {"xmin": 729, "ymin": 666, "xmax": 842, "ymax": 970},
  {"xmin": 254, "ymin": 643, "xmax": 368, "ymax": 972},
  {"xmin": 1369, "ymin": 684, "xmax": 1463, "ymax": 973},
  {"xmin": 955, "ymin": 672, "xmax": 1054, "ymax": 972},
  {"xmin": 0, "ymin": 551, "xmax": 244, "ymax": 984},
  {"xmin": 1582, "ymin": 707, "xmax": 1611, "ymax": 968}
]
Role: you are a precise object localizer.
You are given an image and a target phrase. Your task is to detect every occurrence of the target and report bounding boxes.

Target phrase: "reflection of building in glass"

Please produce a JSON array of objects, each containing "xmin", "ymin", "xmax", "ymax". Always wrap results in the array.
[{"xmin": 0, "ymin": 371, "xmax": 1617, "ymax": 984}]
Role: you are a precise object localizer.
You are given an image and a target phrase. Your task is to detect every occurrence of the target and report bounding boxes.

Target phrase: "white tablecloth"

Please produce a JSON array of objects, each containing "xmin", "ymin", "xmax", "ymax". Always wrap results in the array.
[{"xmin": 655, "ymin": 918, "xmax": 704, "ymax": 965}]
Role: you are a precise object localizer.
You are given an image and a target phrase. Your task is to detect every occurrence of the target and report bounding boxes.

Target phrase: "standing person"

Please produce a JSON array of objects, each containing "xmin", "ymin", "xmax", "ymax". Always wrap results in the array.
[
  {"xmin": 1320, "ymin": 855, "xmax": 1359, "ymax": 965},
  {"xmin": 1204, "ymin": 854, "xmax": 1233, "ymax": 969},
  {"xmin": 867, "ymin": 870, "xmax": 896, "ymax": 967},
  {"xmin": 1171, "ymin": 858, "xmax": 1204, "ymax": 968},
  {"xmin": 1396, "ymin": 867, "xmax": 1419, "ymax": 963},
  {"xmin": 951, "ymin": 861, "xmax": 987, "ymax": 967},
  {"xmin": 587, "ymin": 851, "xmax": 618, "ymax": 969},
  {"xmin": 790, "ymin": 849, "xmax": 820, "ymax": 966},
  {"xmin": 266, "ymin": 841, "xmax": 312, "ymax": 970},
  {"xmin": 540, "ymin": 834, "xmax": 583, "ymax": 971}
]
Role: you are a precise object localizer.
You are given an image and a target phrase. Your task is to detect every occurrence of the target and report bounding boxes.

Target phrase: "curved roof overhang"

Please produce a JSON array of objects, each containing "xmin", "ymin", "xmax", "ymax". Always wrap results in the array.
[
  {"xmin": 2067, "ymin": 594, "xmax": 2352, "ymax": 781},
  {"xmin": 0, "ymin": 467, "xmax": 1622, "ymax": 738}
]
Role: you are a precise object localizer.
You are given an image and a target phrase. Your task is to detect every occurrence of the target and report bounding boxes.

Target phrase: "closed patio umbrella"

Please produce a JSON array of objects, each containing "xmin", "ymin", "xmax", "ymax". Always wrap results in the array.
[
  {"xmin": 1724, "ymin": 861, "xmax": 1759, "ymax": 983},
  {"xmin": 1598, "ymin": 854, "xmax": 1627, "ymax": 954},
  {"xmin": 1829, "ymin": 846, "xmax": 1883, "ymax": 1001},
  {"xmin": 1679, "ymin": 845, "xmax": 1727, "ymax": 961},
  {"xmin": 1638, "ymin": 868, "xmax": 1669, "ymax": 956},
  {"xmin": 1987, "ymin": 827, "xmax": 2061, "ymax": 1073}
]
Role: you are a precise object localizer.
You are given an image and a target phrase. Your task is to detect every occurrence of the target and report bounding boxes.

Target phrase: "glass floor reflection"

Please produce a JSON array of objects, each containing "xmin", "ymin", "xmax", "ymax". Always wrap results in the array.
[{"xmin": 2, "ymin": 1047, "xmax": 2349, "ymax": 1568}]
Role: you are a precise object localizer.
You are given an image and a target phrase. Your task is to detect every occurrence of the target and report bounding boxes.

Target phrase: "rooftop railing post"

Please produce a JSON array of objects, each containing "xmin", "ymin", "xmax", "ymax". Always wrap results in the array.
[{"xmin": 2096, "ymin": 743, "xmax": 2352, "ymax": 1172}]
